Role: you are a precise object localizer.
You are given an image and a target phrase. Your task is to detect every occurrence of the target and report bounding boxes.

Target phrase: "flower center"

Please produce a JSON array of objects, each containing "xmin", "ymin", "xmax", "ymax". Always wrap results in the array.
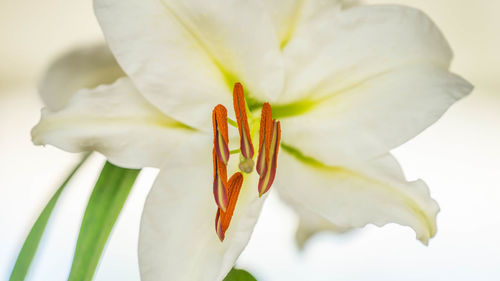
[{"xmin": 212, "ymin": 83, "xmax": 281, "ymax": 241}]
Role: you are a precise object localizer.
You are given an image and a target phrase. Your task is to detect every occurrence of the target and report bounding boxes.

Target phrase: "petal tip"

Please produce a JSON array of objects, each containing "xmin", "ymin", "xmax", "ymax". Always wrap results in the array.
[{"xmin": 418, "ymin": 235, "xmax": 430, "ymax": 246}]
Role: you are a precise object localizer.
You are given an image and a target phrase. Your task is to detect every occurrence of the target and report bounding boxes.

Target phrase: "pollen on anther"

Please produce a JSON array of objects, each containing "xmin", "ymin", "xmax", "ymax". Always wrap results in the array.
[
  {"xmin": 212, "ymin": 105, "xmax": 230, "ymax": 165},
  {"xmin": 256, "ymin": 103, "xmax": 273, "ymax": 175},
  {"xmin": 233, "ymin": 83, "xmax": 254, "ymax": 160},
  {"xmin": 215, "ymin": 172, "xmax": 244, "ymax": 241},
  {"xmin": 212, "ymin": 105, "xmax": 230, "ymax": 212},
  {"xmin": 211, "ymin": 83, "xmax": 282, "ymax": 241},
  {"xmin": 257, "ymin": 120, "xmax": 281, "ymax": 197},
  {"xmin": 215, "ymin": 210, "xmax": 224, "ymax": 241},
  {"xmin": 213, "ymin": 149, "xmax": 228, "ymax": 211}
]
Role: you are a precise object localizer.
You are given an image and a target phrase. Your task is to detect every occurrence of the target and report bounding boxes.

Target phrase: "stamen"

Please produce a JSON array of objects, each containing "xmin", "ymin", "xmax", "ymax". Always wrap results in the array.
[
  {"xmin": 215, "ymin": 210, "xmax": 224, "ymax": 241},
  {"xmin": 233, "ymin": 83, "xmax": 254, "ymax": 160},
  {"xmin": 211, "ymin": 82, "xmax": 282, "ymax": 241},
  {"xmin": 215, "ymin": 172, "xmax": 244, "ymax": 241},
  {"xmin": 257, "ymin": 120, "xmax": 281, "ymax": 197},
  {"xmin": 256, "ymin": 103, "xmax": 272, "ymax": 175},
  {"xmin": 212, "ymin": 105, "xmax": 230, "ymax": 165},
  {"xmin": 212, "ymin": 105, "xmax": 230, "ymax": 211},
  {"xmin": 213, "ymin": 149, "xmax": 228, "ymax": 211}
]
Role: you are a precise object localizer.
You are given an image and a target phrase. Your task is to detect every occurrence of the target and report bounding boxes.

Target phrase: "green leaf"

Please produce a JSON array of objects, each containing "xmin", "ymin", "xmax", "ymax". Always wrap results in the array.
[
  {"xmin": 9, "ymin": 155, "xmax": 89, "ymax": 281},
  {"xmin": 68, "ymin": 161, "xmax": 140, "ymax": 281},
  {"xmin": 224, "ymin": 268, "xmax": 258, "ymax": 281}
]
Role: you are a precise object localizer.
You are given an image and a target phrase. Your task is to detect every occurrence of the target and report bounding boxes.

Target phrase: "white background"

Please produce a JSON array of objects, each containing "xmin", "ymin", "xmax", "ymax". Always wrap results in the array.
[{"xmin": 1, "ymin": 0, "xmax": 499, "ymax": 280}]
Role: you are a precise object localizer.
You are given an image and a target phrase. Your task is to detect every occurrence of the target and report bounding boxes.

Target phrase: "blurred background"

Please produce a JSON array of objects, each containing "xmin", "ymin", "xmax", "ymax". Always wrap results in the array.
[{"xmin": 0, "ymin": 0, "xmax": 499, "ymax": 280}]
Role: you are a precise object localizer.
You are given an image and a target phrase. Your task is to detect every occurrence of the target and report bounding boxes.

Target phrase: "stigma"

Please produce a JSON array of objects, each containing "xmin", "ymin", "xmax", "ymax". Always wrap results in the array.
[{"xmin": 211, "ymin": 83, "xmax": 281, "ymax": 241}]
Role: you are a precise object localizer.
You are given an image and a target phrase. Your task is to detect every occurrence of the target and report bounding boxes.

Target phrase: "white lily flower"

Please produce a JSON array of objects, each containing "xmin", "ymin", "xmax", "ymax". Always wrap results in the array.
[{"xmin": 32, "ymin": 1, "xmax": 472, "ymax": 280}]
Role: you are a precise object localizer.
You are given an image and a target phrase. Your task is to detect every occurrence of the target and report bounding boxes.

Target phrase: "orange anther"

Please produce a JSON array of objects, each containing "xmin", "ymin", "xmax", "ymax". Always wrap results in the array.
[
  {"xmin": 233, "ymin": 83, "xmax": 254, "ymax": 159},
  {"xmin": 212, "ymin": 105, "xmax": 230, "ymax": 164},
  {"xmin": 256, "ymin": 103, "xmax": 272, "ymax": 175},
  {"xmin": 213, "ymin": 149, "xmax": 228, "ymax": 211},
  {"xmin": 257, "ymin": 120, "xmax": 281, "ymax": 197},
  {"xmin": 215, "ymin": 209, "xmax": 224, "ymax": 241},
  {"xmin": 215, "ymin": 172, "xmax": 244, "ymax": 241},
  {"xmin": 212, "ymin": 83, "xmax": 282, "ymax": 241},
  {"xmin": 212, "ymin": 105, "xmax": 230, "ymax": 211}
]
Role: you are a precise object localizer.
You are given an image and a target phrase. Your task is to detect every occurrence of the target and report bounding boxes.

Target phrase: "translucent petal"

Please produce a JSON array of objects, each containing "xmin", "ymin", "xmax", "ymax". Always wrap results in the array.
[
  {"xmin": 260, "ymin": 0, "xmax": 360, "ymax": 47},
  {"xmin": 32, "ymin": 78, "xmax": 193, "ymax": 169},
  {"xmin": 281, "ymin": 65, "xmax": 472, "ymax": 166},
  {"xmin": 279, "ymin": 5, "xmax": 457, "ymax": 103},
  {"xmin": 94, "ymin": 0, "xmax": 284, "ymax": 130},
  {"xmin": 139, "ymin": 136, "xmax": 265, "ymax": 281},
  {"xmin": 275, "ymin": 150, "xmax": 439, "ymax": 244},
  {"xmin": 39, "ymin": 44, "xmax": 124, "ymax": 110}
]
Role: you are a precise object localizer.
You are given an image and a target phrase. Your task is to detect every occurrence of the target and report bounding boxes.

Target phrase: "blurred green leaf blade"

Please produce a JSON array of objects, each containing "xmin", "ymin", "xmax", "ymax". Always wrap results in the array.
[
  {"xmin": 9, "ymin": 156, "xmax": 88, "ymax": 281},
  {"xmin": 224, "ymin": 268, "xmax": 258, "ymax": 281},
  {"xmin": 68, "ymin": 161, "xmax": 140, "ymax": 281}
]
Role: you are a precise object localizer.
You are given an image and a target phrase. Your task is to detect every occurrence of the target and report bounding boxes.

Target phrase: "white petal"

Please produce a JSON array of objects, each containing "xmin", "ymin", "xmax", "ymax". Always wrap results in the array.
[
  {"xmin": 94, "ymin": 0, "xmax": 284, "ymax": 130},
  {"xmin": 340, "ymin": 0, "xmax": 361, "ymax": 9},
  {"xmin": 259, "ymin": 0, "xmax": 301, "ymax": 46},
  {"xmin": 139, "ymin": 136, "xmax": 265, "ymax": 281},
  {"xmin": 292, "ymin": 203, "xmax": 352, "ymax": 249},
  {"xmin": 279, "ymin": 5, "xmax": 456, "ymax": 102},
  {"xmin": 281, "ymin": 65, "xmax": 472, "ymax": 166},
  {"xmin": 39, "ymin": 44, "xmax": 124, "ymax": 111},
  {"xmin": 286, "ymin": 152, "xmax": 406, "ymax": 248},
  {"xmin": 261, "ymin": 0, "xmax": 360, "ymax": 47},
  {"xmin": 276, "ymin": 149, "xmax": 440, "ymax": 244},
  {"xmin": 32, "ymin": 77, "xmax": 194, "ymax": 169}
]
